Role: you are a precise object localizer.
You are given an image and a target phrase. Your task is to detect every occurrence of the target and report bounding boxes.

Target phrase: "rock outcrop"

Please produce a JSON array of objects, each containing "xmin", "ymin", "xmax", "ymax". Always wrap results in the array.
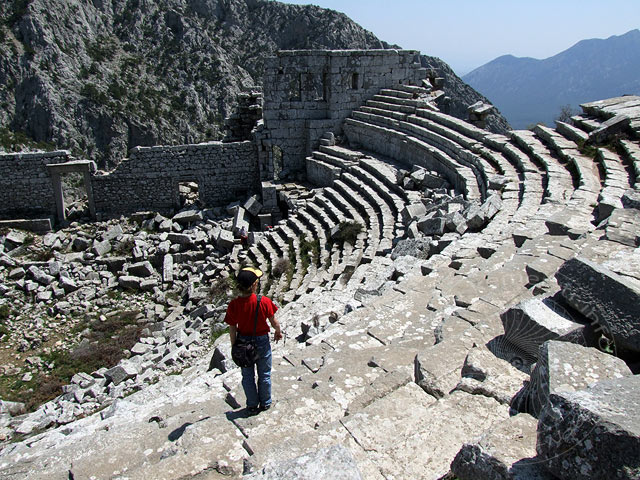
[{"xmin": 0, "ymin": 0, "xmax": 509, "ymax": 167}]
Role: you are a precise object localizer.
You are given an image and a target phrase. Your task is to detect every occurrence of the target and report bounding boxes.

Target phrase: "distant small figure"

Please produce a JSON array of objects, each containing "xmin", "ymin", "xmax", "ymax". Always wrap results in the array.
[
  {"xmin": 224, "ymin": 267, "xmax": 282, "ymax": 415},
  {"xmin": 239, "ymin": 226, "xmax": 248, "ymax": 248}
]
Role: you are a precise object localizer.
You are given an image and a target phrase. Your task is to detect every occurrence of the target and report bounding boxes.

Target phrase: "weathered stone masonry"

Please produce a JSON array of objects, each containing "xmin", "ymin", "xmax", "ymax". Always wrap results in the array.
[
  {"xmin": 257, "ymin": 50, "xmax": 426, "ymax": 178},
  {"xmin": 1, "ymin": 49, "xmax": 426, "ymax": 222},
  {"xmin": 92, "ymin": 141, "xmax": 258, "ymax": 214},
  {"xmin": 0, "ymin": 150, "xmax": 72, "ymax": 218}
]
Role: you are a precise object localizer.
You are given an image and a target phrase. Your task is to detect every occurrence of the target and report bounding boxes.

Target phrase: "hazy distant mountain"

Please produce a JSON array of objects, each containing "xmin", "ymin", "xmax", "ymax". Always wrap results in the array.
[{"xmin": 463, "ymin": 29, "xmax": 640, "ymax": 129}]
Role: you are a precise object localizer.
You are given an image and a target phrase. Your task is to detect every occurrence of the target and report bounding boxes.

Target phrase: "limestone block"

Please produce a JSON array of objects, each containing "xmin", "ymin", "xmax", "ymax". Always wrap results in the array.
[
  {"xmin": 118, "ymin": 275, "xmax": 141, "ymax": 290},
  {"xmin": 92, "ymin": 239, "xmax": 112, "ymax": 257},
  {"xmin": 172, "ymin": 209, "xmax": 203, "ymax": 224},
  {"xmin": 454, "ymin": 346, "xmax": 529, "ymax": 405},
  {"xmin": 130, "ymin": 342, "xmax": 152, "ymax": 355},
  {"xmin": 622, "ymin": 188, "xmax": 640, "ymax": 210},
  {"xmin": 500, "ymin": 298, "xmax": 588, "ymax": 360},
  {"xmin": 415, "ymin": 326, "xmax": 483, "ymax": 398},
  {"xmin": 537, "ymin": 375, "xmax": 640, "ymax": 480},
  {"xmin": 104, "ymin": 362, "xmax": 138, "ymax": 386},
  {"xmin": 401, "ymin": 202, "xmax": 427, "ymax": 224},
  {"xmin": 515, "ymin": 340, "xmax": 632, "ymax": 417},
  {"xmin": 525, "ymin": 254, "xmax": 565, "ymax": 286},
  {"xmin": 128, "ymin": 260, "xmax": 155, "ymax": 277},
  {"xmin": 233, "ymin": 206, "xmax": 250, "ymax": 234},
  {"xmin": 246, "ymin": 445, "xmax": 363, "ymax": 480},
  {"xmin": 8, "ymin": 267, "xmax": 25, "ymax": 279},
  {"xmin": 605, "ymin": 208, "xmax": 640, "ymax": 247},
  {"xmin": 162, "ymin": 254, "xmax": 174, "ymax": 283},
  {"xmin": 167, "ymin": 232, "xmax": 193, "ymax": 246},
  {"xmin": 103, "ymin": 224, "xmax": 123, "ymax": 241},
  {"xmin": 451, "ymin": 413, "xmax": 553, "ymax": 480},
  {"xmin": 556, "ymin": 256, "xmax": 640, "ymax": 354},
  {"xmin": 217, "ymin": 229, "xmax": 235, "ymax": 251},
  {"xmin": 244, "ymin": 195, "xmax": 263, "ymax": 216},
  {"xmin": 28, "ymin": 266, "xmax": 55, "ymax": 285},
  {"xmin": 417, "ymin": 216, "xmax": 446, "ymax": 236},
  {"xmin": 0, "ymin": 400, "xmax": 26, "ymax": 417}
]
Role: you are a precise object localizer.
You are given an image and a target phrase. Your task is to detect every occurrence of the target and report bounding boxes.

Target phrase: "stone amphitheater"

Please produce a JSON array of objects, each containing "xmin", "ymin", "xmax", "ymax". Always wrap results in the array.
[{"xmin": 1, "ymin": 50, "xmax": 639, "ymax": 479}]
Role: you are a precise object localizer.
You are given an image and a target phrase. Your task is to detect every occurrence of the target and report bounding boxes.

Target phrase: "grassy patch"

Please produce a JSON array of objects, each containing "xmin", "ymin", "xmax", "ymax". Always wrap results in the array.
[
  {"xmin": 209, "ymin": 275, "xmax": 235, "ymax": 303},
  {"xmin": 0, "ymin": 310, "xmax": 144, "ymax": 411},
  {"xmin": 210, "ymin": 326, "xmax": 229, "ymax": 345},
  {"xmin": 331, "ymin": 221, "xmax": 363, "ymax": 246},
  {"xmin": 300, "ymin": 237, "xmax": 319, "ymax": 271}
]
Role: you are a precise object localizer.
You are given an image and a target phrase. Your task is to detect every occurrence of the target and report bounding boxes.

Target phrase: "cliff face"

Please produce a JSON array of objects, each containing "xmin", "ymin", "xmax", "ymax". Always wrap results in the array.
[{"xmin": 0, "ymin": 0, "xmax": 509, "ymax": 167}]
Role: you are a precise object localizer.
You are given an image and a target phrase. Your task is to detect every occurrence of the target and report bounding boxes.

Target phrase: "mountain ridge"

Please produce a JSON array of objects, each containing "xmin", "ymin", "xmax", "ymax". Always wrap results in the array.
[
  {"xmin": 0, "ymin": 0, "xmax": 509, "ymax": 167},
  {"xmin": 463, "ymin": 29, "xmax": 640, "ymax": 128}
]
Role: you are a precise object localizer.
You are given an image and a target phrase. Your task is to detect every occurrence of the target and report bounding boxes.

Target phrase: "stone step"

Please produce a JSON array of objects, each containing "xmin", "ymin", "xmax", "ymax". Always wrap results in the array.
[
  {"xmin": 555, "ymin": 120, "xmax": 589, "ymax": 144},
  {"xmin": 534, "ymin": 124, "xmax": 602, "ymax": 198},
  {"xmin": 332, "ymin": 179, "xmax": 378, "ymax": 238},
  {"xmin": 344, "ymin": 117, "xmax": 482, "ymax": 201},
  {"xmin": 379, "ymin": 88, "xmax": 415, "ymax": 99},
  {"xmin": 510, "ymin": 130, "xmax": 575, "ymax": 205},
  {"xmin": 342, "ymin": 386, "xmax": 510, "ymax": 480},
  {"xmin": 596, "ymin": 147, "xmax": 632, "ymax": 220},
  {"xmin": 365, "ymin": 99, "xmax": 416, "ymax": 114},
  {"xmin": 619, "ymin": 139, "xmax": 640, "ymax": 188},
  {"xmin": 415, "ymin": 107, "xmax": 488, "ymax": 143},
  {"xmin": 355, "ymin": 156, "xmax": 410, "ymax": 205},
  {"xmin": 311, "ymin": 150, "xmax": 354, "ymax": 170},
  {"xmin": 340, "ymin": 172, "xmax": 396, "ymax": 251},
  {"xmin": 370, "ymin": 94, "xmax": 431, "ymax": 110},
  {"xmin": 313, "ymin": 191, "xmax": 346, "ymax": 226},
  {"xmin": 360, "ymin": 104, "xmax": 408, "ymax": 121},
  {"xmin": 394, "ymin": 83, "xmax": 432, "ymax": 96},
  {"xmin": 318, "ymin": 144, "xmax": 366, "ymax": 163},
  {"xmin": 570, "ymin": 114, "xmax": 601, "ymax": 133},
  {"xmin": 291, "ymin": 209, "xmax": 331, "ymax": 268},
  {"xmin": 354, "ymin": 108, "xmax": 493, "ymax": 197}
]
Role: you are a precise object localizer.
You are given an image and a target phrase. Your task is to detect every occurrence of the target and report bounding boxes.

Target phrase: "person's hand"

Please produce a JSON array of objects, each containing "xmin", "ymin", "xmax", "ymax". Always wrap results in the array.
[{"xmin": 274, "ymin": 330, "xmax": 283, "ymax": 343}]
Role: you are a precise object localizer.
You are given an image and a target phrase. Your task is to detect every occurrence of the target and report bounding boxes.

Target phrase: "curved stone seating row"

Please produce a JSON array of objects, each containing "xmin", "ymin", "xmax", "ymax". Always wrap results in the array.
[
  {"xmin": 344, "ymin": 118, "xmax": 481, "ymax": 200},
  {"xmin": 346, "ymin": 89, "xmax": 570, "ymax": 245},
  {"xmin": 248, "ymin": 145, "xmax": 413, "ymax": 301},
  {"xmin": 619, "ymin": 139, "xmax": 640, "ymax": 189},
  {"xmin": 352, "ymin": 106, "xmax": 493, "ymax": 198},
  {"xmin": 595, "ymin": 148, "xmax": 632, "ymax": 220},
  {"xmin": 532, "ymin": 124, "xmax": 601, "ymax": 199}
]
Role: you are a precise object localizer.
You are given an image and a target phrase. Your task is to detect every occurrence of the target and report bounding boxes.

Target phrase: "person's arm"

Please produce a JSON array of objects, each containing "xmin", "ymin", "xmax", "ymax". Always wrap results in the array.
[
  {"xmin": 229, "ymin": 324, "xmax": 237, "ymax": 345},
  {"xmin": 268, "ymin": 315, "xmax": 282, "ymax": 343}
]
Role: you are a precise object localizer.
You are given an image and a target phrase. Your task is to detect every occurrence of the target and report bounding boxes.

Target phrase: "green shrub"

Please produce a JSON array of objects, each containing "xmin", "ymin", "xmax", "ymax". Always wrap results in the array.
[
  {"xmin": 86, "ymin": 35, "xmax": 118, "ymax": 63},
  {"xmin": 331, "ymin": 221, "xmax": 363, "ymax": 246}
]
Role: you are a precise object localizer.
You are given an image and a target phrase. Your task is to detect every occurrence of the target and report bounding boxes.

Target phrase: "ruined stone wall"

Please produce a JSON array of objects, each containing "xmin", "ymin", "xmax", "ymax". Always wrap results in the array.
[
  {"xmin": 0, "ymin": 150, "xmax": 72, "ymax": 219},
  {"xmin": 260, "ymin": 50, "xmax": 426, "ymax": 176},
  {"xmin": 92, "ymin": 141, "xmax": 258, "ymax": 214}
]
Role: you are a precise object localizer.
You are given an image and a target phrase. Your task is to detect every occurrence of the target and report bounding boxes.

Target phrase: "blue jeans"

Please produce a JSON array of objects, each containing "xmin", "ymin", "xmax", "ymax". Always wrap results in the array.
[{"xmin": 239, "ymin": 334, "xmax": 272, "ymax": 408}]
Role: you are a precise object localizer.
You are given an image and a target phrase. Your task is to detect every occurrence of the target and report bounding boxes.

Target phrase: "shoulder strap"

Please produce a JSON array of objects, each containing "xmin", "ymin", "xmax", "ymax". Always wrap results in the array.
[{"xmin": 251, "ymin": 295, "xmax": 262, "ymax": 337}]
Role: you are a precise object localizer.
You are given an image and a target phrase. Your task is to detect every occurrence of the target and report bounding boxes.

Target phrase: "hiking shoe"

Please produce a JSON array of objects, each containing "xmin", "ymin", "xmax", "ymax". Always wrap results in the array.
[
  {"xmin": 260, "ymin": 401, "xmax": 274, "ymax": 412},
  {"xmin": 247, "ymin": 406, "xmax": 260, "ymax": 416}
]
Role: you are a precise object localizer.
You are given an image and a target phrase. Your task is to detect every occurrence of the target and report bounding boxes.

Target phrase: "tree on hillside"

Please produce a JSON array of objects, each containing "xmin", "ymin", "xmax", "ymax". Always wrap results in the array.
[{"xmin": 555, "ymin": 104, "xmax": 578, "ymax": 124}]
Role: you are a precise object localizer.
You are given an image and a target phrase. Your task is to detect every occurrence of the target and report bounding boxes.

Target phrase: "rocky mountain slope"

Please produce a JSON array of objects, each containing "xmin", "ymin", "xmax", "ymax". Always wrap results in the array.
[
  {"xmin": 0, "ymin": 0, "xmax": 508, "ymax": 167},
  {"xmin": 463, "ymin": 29, "xmax": 640, "ymax": 129}
]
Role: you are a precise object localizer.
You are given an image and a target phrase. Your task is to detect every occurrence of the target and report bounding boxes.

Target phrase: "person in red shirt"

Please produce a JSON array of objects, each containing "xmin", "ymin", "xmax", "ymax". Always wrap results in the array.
[{"xmin": 225, "ymin": 267, "xmax": 282, "ymax": 415}]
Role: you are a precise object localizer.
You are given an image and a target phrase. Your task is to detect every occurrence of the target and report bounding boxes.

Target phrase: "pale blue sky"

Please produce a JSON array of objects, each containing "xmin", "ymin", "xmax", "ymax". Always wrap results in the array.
[{"xmin": 285, "ymin": 0, "xmax": 640, "ymax": 75}]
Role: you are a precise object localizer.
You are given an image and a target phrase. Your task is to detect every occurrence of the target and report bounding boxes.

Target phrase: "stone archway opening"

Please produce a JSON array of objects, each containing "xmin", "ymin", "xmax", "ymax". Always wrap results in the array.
[{"xmin": 46, "ymin": 160, "xmax": 97, "ymax": 224}]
